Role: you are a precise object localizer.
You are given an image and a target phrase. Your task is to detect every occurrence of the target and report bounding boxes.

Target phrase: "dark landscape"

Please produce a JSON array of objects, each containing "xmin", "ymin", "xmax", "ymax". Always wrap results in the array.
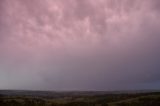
[{"xmin": 0, "ymin": 90, "xmax": 160, "ymax": 106}]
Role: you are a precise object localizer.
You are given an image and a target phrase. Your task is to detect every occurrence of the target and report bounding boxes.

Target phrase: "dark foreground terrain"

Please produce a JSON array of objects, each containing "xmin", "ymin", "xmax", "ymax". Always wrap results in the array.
[{"xmin": 0, "ymin": 90, "xmax": 160, "ymax": 106}]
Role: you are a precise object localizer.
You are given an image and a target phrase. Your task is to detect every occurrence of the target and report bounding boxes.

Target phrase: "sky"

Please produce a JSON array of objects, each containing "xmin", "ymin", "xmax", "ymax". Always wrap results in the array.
[{"xmin": 0, "ymin": 0, "xmax": 160, "ymax": 91}]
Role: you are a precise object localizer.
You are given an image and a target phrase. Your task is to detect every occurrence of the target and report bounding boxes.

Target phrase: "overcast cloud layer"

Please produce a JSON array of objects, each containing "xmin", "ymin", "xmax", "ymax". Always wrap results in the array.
[{"xmin": 0, "ymin": 0, "xmax": 160, "ymax": 91}]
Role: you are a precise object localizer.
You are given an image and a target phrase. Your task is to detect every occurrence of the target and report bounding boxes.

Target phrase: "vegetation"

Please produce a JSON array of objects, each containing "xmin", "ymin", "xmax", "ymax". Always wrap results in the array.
[{"xmin": 0, "ymin": 91, "xmax": 160, "ymax": 106}]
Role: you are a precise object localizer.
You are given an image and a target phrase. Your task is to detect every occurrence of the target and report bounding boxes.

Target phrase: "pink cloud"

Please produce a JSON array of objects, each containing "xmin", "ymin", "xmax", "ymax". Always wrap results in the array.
[{"xmin": 0, "ymin": 0, "xmax": 160, "ymax": 90}]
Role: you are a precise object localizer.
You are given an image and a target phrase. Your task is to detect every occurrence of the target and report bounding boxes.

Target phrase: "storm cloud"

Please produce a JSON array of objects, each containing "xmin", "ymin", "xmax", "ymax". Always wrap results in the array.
[{"xmin": 0, "ymin": 0, "xmax": 160, "ymax": 91}]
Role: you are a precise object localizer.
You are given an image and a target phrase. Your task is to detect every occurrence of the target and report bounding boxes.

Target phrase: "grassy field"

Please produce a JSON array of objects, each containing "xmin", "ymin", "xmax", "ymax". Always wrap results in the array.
[{"xmin": 0, "ymin": 90, "xmax": 160, "ymax": 106}]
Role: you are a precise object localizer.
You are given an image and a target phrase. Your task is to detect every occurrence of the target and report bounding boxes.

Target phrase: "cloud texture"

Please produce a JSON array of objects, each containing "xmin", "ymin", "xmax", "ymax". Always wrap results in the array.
[{"xmin": 0, "ymin": 0, "xmax": 160, "ymax": 90}]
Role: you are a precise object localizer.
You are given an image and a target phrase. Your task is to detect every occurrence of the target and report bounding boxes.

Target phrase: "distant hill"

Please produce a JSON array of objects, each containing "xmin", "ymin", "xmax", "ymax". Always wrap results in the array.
[{"xmin": 0, "ymin": 90, "xmax": 160, "ymax": 106}]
